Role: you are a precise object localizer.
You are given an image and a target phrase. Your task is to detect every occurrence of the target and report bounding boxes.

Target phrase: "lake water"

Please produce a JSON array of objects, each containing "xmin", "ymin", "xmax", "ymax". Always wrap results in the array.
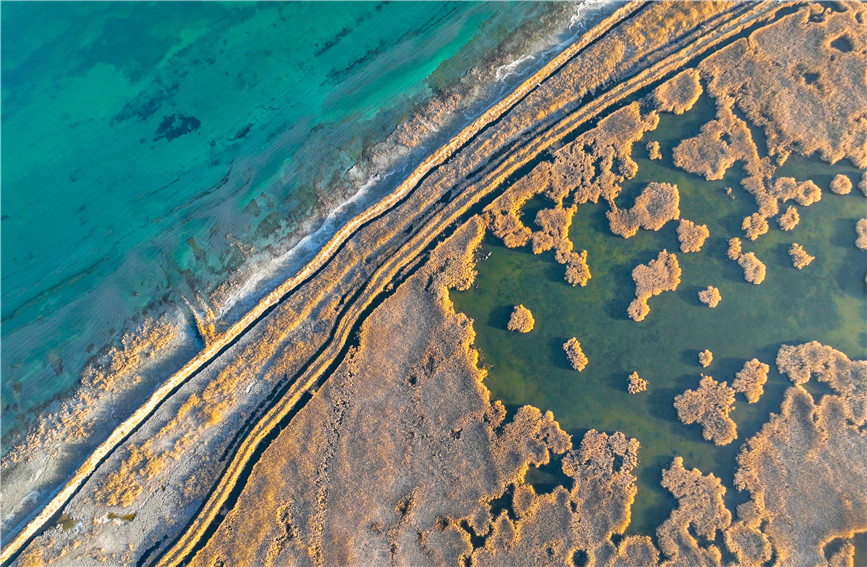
[
  {"xmin": 1, "ymin": 1, "xmax": 601, "ymax": 437},
  {"xmin": 452, "ymin": 91, "xmax": 867, "ymax": 536}
]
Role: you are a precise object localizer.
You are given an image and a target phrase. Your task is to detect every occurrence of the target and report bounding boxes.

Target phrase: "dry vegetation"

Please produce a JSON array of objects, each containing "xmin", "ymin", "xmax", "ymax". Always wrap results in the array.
[
  {"xmin": 646, "ymin": 140, "xmax": 661, "ymax": 160},
  {"xmin": 700, "ymin": 4, "xmax": 867, "ymax": 168},
  {"xmin": 607, "ymin": 182, "xmax": 680, "ymax": 238},
  {"xmin": 856, "ymin": 218, "xmax": 867, "ymax": 250},
  {"xmin": 829, "ymin": 173, "xmax": 852, "ymax": 195},
  {"xmin": 550, "ymin": 102, "xmax": 659, "ymax": 207},
  {"xmin": 673, "ymin": 99, "xmax": 760, "ymax": 182},
  {"xmin": 560, "ymin": 249, "xmax": 592, "ymax": 287},
  {"xmin": 563, "ymin": 338, "xmax": 589, "ymax": 372},
  {"xmin": 180, "ymin": 219, "xmax": 653, "ymax": 567},
  {"xmin": 673, "ymin": 375, "xmax": 737, "ymax": 446},
  {"xmin": 484, "ymin": 164, "xmax": 549, "ymax": 249},
  {"xmin": 726, "ymin": 237, "xmax": 742, "ymax": 261},
  {"xmin": 698, "ymin": 350, "xmax": 713, "ymax": 368},
  {"xmin": 507, "ymin": 305, "xmax": 535, "ymax": 333},
  {"xmin": 530, "ymin": 204, "xmax": 575, "ymax": 255},
  {"xmin": 676, "ymin": 219, "xmax": 709, "ymax": 253},
  {"xmin": 656, "ymin": 457, "xmax": 732, "ymax": 566},
  {"xmin": 731, "ymin": 359, "xmax": 769, "ymax": 404},
  {"xmin": 627, "ymin": 372, "xmax": 647, "ymax": 394},
  {"xmin": 736, "ymin": 252, "xmax": 766, "ymax": 285},
  {"xmin": 652, "ymin": 68, "xmax": 703, "ymax": 115},
  {"xmin": 777, "ymin": 205, "xmax": 800, "ymax": 231},
  {"xmin": 627, "ymin": 250, "xmax": 681, "ymax": 322},
  {"xmin": 734, "ymin": 342, "xmax": 867, "ymax": 567},
  {"xmin": 788, "ymin": 243, "xmax": 814, "ymax": 269},
  {"xmin": 697, "ymin": 286, "xmax": 721, "ymax": 308},
  {"xmin": 741, "ymin": 212, "xmax": 769, "ymax": 241},
  {"xmin": 527, "ymin": 203, "xmax": 593, "ymax": 287}
]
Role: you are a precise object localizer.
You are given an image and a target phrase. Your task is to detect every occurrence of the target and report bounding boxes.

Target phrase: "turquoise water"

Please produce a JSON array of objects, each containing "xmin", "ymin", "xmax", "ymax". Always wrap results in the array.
[
  {"xmin": 453, "ymin": 93, "xmax": 867, "ymax": 536},
  {"xmin": 1, "ymin": 1, "xmax": 578, "ymax": 437}
]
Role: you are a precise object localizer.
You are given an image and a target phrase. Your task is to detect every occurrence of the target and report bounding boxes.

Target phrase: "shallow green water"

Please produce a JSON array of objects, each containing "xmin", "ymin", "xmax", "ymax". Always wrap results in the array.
[
  {"xmin": 453, "ymin": 93, "xmax": 867, "ymax": 537},
  {"xmin": 1, "ymin": 1, "xmax": 577, "ymax": 436}
]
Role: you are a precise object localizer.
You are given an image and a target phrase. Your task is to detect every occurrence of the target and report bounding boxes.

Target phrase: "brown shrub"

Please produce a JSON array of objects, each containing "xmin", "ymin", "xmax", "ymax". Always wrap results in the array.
[
  {"xmin": 628, "ymin": 250, "xmax": 681, "ymax": 321},
  {"xmin": 737, "ymin": 252, "xmax": 766, "ymax": 285},
  {"xmin": 777, "ymin": 205, "xmax": 800, "ymax": 231},
  {"xmin": 732, "ymin": 359, "xmax": 769, "ymax": 403},
  {"xmin": 652, "ymin": 68, "xmax": 703, "ymax": 114},
  {"xmin": 856, "ymin": 218, "xmax": 867, "ymax": 250},
  {"xmin": 726, "ymin": 237, "xmax": 742, "ymax": 260},
  {"xmin": 673, "ymin": 375, "xmax": 737, "ymax": 445},
  {"xmin": 627, "ymin": 371, "xmax": 647, "ymax": 394},
  {"xmin": 788, "ymin": 243, "xmax": 814, "ymax": 269},
  {"xmin": 507, "ymin": 305, "xmax": 535, "ymax": 333},
  {"xmin": 563, "ymin": 338, "xmax": 589, "ymax": 372},
  {"xmin": 829, "ymin": 174, "xmax": 852, "ymax": 195},
  {"xmin": 676, "ymin": 219, "xmax": 709, "ymax": 253},
  {"xmin": 608, "ymin": 182, "xmax": 680, "ymax": 238},
  {"xmin": 741, "ymin": 213, "xmax": 769, "ymax": 240},
  {"xmin": 697, "ymin": 287, "xmax": 721, "ymax": 308}
]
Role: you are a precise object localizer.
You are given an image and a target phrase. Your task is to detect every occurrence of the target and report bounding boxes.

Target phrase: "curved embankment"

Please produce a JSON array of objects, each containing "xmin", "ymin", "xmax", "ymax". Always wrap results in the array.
[
  {"xmin": 154, "ymin": 3, "xmax": 786, "ymax": 566},
  {"xmin": 0, "ymin": 4, "xmax": 646, "ymax": 564}
]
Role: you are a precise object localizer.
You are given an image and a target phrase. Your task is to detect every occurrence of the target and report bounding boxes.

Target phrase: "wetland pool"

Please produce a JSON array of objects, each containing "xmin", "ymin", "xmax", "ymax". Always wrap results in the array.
[{"xmin": 452, "ymin": 93, "xmax": 867, "ymax": 537}]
